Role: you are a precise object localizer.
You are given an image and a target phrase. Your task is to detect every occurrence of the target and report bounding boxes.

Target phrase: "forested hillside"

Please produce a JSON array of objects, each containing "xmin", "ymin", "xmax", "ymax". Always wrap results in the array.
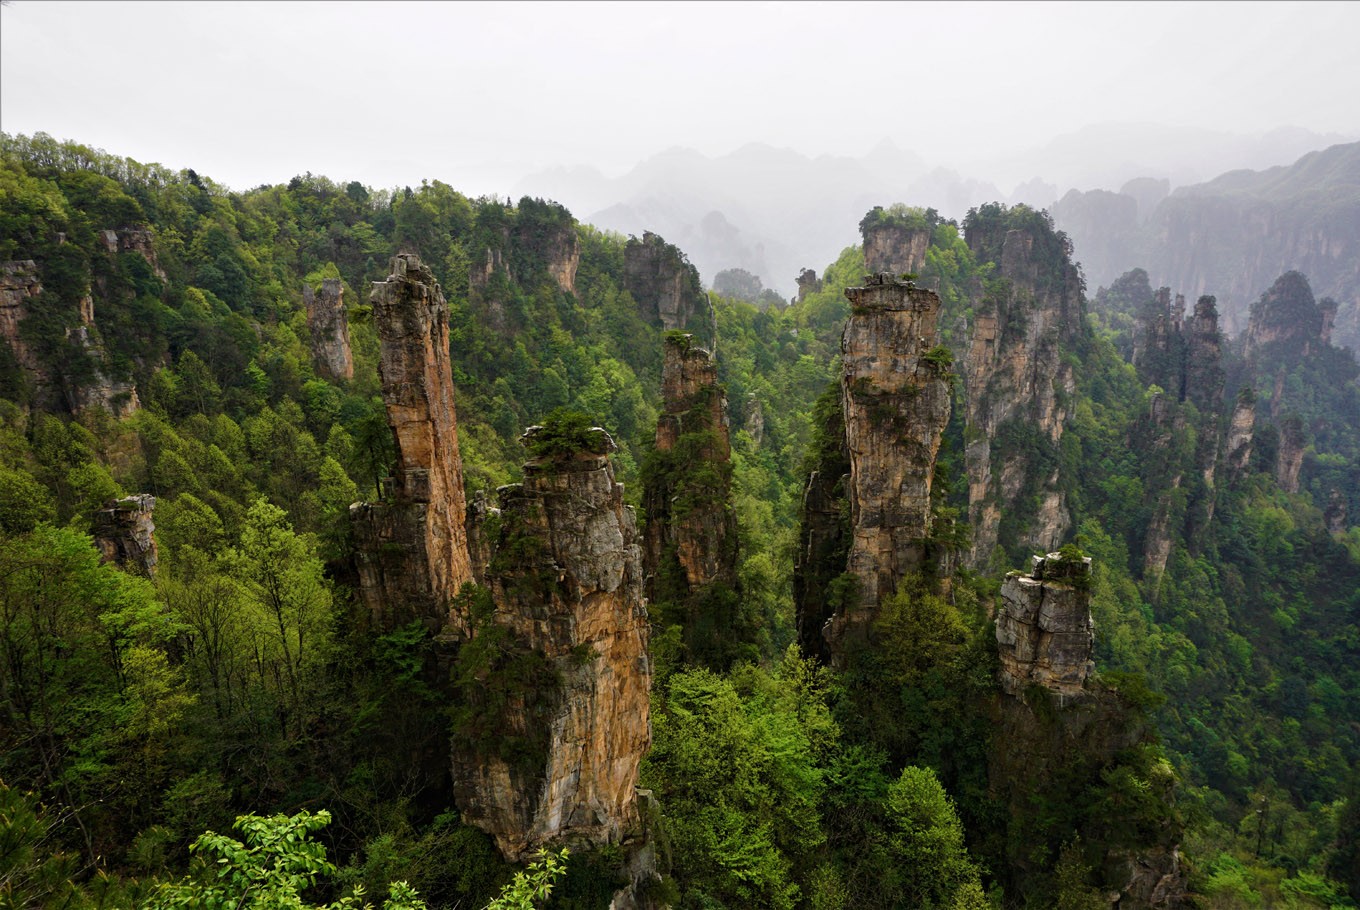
[{"xmin": 1, "ymin": 133, "xmax": 1357, "ymax": 910}]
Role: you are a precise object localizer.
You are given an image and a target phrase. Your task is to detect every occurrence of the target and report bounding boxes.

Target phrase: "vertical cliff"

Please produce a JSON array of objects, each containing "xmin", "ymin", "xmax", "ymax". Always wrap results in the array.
[
  {"xmin": 0, "ymin": 260, "xmax": 44, "ymax": 378},
  {"xmin": 303, "ymin": 278, "xmax": 354, "ymax": 382},
  {"xmin": 450, "ymin": 425, "xmax": 652, "ymax": 865},
  {"xmin": 642, "ymin": 333, "xmax": 742, "ymax": 667},
  {"xmin": 1183, "ymin": 295, "xmax": 1224, "ymax": 410},
  {"xmin": 623, "ymin": 232, "xmax": 709, "ymax": 338},
  {"xmin": 795, "ymin": 267, "xmax": 822, "ymax": 303},
  {"xmin": 991, "ymin": 550, "xmax": 1186, "ymax": 908},
  {"xmin": 92, "ymin": 494, "xmax": 158, "ymax": 577},
  {"xmin": 350, "ymin": 254, "xmax": 473, "ymax": 632},
  {"xmin": 962, "ymin": 209, "xmax": 1084, "ymax": 565},
  {"xmin": 861, "ymin": 219, "xmax": 932, "ymax": 276},
  {"xmin": 1275, "ymin": 414, "xmax": 1306, "ymax": 493},
  {"xmin": 825, "ymin": 274, "xmax": 952, "ymax": 658},
  {"xmin": 1224, "ymin": 389, "xmax": 1257, "ymax": 479},
  {"xmin": 995, "ymin": 551, "xmax": 1094, "ymax": 699}
]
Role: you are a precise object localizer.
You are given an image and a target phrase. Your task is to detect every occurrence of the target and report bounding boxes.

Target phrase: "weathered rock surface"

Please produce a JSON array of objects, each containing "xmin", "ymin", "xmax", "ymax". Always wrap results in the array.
[
  {"xmin": 451, "ymin": 427, "xmax": 652, "ymax": 864},
  {"xmin": 1275, "ymin": 414, "xmax": 1305, "ymax": 494},
  {"xmin": 995, "ymin": 552, "xmax": 1094, "ymax": 699},
  {"xmin": 0, "ymin": 260, "xmax": 43, "ymax": 376},
  {"xmin": 1244, "ymin": 271, "xmax": 1334, "ymax": 359},
  {"xmin": 531, "ymin": 220, "xmax": 580, "ymax": 295},
  {"xmin": 643, "ymin": 335, "xmax": 736, "ymax": 596},
  {"xmin": 98, "ymin": 227, "xmax": 166, "ymax": 280},
  {"xmin": 1325, "ymin": 489, "xmax": 1349, "ymax": 536},
  {"xmin": 1184, "ymin": 295, "xmax": 1224, "ymax": 410},
  {"xmin": 351, "ymin": 254, "xmax": 473, "ymax": 632},
  {"xmin": 963, "ymin": 225, "xmax": 1083, "ymax": 564},
  {"xmin": 862, "ymin": 220, "xmax": 931, "ymax": 276},
  {"xmin": 827, "ymin": 274, "xmax": 951, "ymax": 657},
  {"xmin": 93, "ymin": 494, "xmax": 158, "ymax": 577},
  {"xmin": 303, "ymin": 278, "xmax": 354, "ymax": 382},
  {"xmin": 623, "ymin": 232, "xmax": 708, "ymax": 334},
  {"xmin": 795, "ymin": 267, "xmax": 822, "ymax": 303},
  {"xmin": 1224, "ymin": 392, "xmax": 1256, "ymax": 479},
  {"xmin": 63, "ymin": 321, "xmax": 141, "ymax": 417}
]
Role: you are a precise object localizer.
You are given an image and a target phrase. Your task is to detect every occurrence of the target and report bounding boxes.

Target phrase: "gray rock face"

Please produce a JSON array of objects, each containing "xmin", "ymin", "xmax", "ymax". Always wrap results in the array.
[
  {"xmin": 643, "ymin": 335, "xmax": 736, "ymax": 599},
  {"xmin": 623, "ymin": 232, "xmax": 708, "ymax": 333},
  {"xmin": 1225, "ymin": 393, "xmax": 1256, "ymax": 479},
  {"xmin": 795, "ymin": 268, "xmax": 822, "ymax": 303},
  {"xmin": 995, "ymin": 552, "xmax": 1094, "ymax": 699},
  {"xmin": 351, "ymin": 254, "xmax": 473, "ymax": 632},
  {"xmin": 862, "ymin": 222, "xmax": 931, "ymax": 275},
  {"xmin": 451, "ymin": 428, "xmax": 652, "ymax": 865},
  {"xmin": 303, "ymin": 278, "xmax": 354, "ymax": 382},
  {"xmin": 827, "ymin": 274, "xmax": 951, "ymax": 660},
  {"xmin": 962, "ymin": 227, "xmax": 1082, "ymax": 565},
  {"xmin": 0, "ymin": 260, "xmax": 43, "ymax": 376},
  {"xmin": 93, "ymin": 494, "xmax": 158, "ymax": 577}
]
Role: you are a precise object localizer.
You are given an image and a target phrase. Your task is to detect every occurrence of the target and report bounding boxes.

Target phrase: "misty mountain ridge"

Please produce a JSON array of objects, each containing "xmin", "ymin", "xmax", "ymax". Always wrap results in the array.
[{"xmin": 514, "ymin": 123, "xmax": 1353, "ymax": 298}]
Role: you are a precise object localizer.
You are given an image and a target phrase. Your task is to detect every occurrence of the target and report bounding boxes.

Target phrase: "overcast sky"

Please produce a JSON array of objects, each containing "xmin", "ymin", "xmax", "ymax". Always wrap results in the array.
[{"xmin": 2, "ymin": 1, "xmax": 1357, "ymax": 196}]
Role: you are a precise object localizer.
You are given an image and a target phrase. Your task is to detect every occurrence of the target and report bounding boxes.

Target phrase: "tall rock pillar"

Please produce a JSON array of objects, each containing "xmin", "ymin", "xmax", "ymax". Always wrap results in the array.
[
  {"xmin": 451, "ymin": 426, "xmax": 652, "ymax": 863},
  {"xmin": 350, "ymin": 254, "xmax": 473, "ymax": 632},
  {"xmin": 826, "ymin": 274, "xmax": 952, "ymax": 658},
  {"xmin": 92, "ymin": 495, "xmax": 158, "ymax": 577},
  {"xmin": 303, "ymin": 278, "xmax": 355, "ymax": 381}
]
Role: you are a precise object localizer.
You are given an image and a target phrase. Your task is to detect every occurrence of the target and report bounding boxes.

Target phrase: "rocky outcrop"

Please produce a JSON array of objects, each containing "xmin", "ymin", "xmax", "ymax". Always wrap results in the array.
[
  {"xmin": 995, "ymin": 552, "xmax": 1094, "ymax": 699},
  {"xmin": 63, "ymin": 322, "xmax": 141, "ymax": 417},
  {"xmin": 98, "ymin": 227, "xmax": 166, "ymax": 280},
  {"xmin": 644, "ymin": 335, "xmax": 736, "ymax": 595},
  {"xmin": 533, "ymin": 222, "xmax": 579, "ymax": 295},
  {"xmin": 992, "ymin": 551, "xmax": 1187, "ymax": 907},
  {"xmin": 1184, "ymin": 296, "xmax": 1224, "ymax": 410},
  {"xmin": 826, "ymin": 274, "xmax": 951, "ymax": 658},
  {"xmin": 962, "ymin": 219, "xmax": 1083, "ymax": 564},
  {"xmin": 623, "ymin": 232, "xmax": 708, "ymax": 335},
  {"xmin": 303, "ymin": 279, "xmax": 354, "ymax": 382},
  {"xmin": 1275, "ymin": 414, "xmax": 1305, "ymax": 493},
  {"xmin": 0, "ymin": 260, "xmax": 43, "ymax": 376},
  {"xmin": 1224, "ymin": 390, "xmax": 1256, "ymax": 479},
  {"xmin": 1325, "ymin": 489, "xmax": 1348, "ymax": 536},
  {"xmin": 93, "ymin": 494, "xmax": 158, "ymax": 577},
  {"xmin": 1244, "ymin": 271, "xmax": 1334, "ymax": 359},
  {"xmin": 795, "ymin": 268, "xmax": 822, "ymax": 303},
  {"xmin": 861, "ymin": 219, "xmax": 931, "ymax": 276},
  {"xmin": 465, "ymin": 489, "xmax": 499, "ymax": 586},
  {"xmin": 451, "ymin": 426, "xmax": 651, "ymax": 865},
  {"xmin": 350, "ymin": 254, "xmax": 473, "ymax": 632}
]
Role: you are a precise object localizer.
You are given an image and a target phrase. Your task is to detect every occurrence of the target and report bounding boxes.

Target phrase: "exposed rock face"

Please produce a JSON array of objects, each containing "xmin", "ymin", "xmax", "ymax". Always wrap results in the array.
[
  {"xmin": 1225, "ymin": 392, "xmax": 1256, "ymax": 478},
  {"xmin": 1325, "ymin": 489, "xmax": 1348, "ymax": 536},
  {"xmin": 795, "ymin": 267, "xmax": 822, "ymax": 303},
  {"xmin": 63, "ymin": 322, "xmax": 141, "ymax": 417},
  {"xmin": 962, "ymin": 225, "xmax": 1083, "ymax": 564},
  {"xmin": 995, "ymin": 552, "xmax": 1094, "ymax": 699},
  {"xmin": 623, "ymin": 232, "xmax": 708, "ymax": 334},
  {"xmin": 1244, "ymin": 271, "xmax": 1333, "ymax": 359},
  {"xmin": 1184, "ymin": 296, "xmax": 1224, "ymax": 410},
  {"xmin": 794, "ymin": 466, "xmax": 848, "ymax": 663},
  {"xmin": 1275, "ymin": 414, "xmax": 1305, "ymax": 493},
  {"xmin": 451, "ymin": 427, "xmax": 651, "ymax": 864},
  {"xmin": 741, "ymin": 394, "xmax": 764, "ymax": 445},
  {"xmin": 92, "ymin": 494, "xmax": 158, "ymax": 577},
  {"xmin": 862, "ymin": 221, "xmax": 931, "ymax": 275},
  {"xmin": 98, "ymin": 227, "xmax": 166, "ymax": 279},
  {"xmin": 350, "ymin": 254, "xmax": 473, "ymax": 632},
  {"xmin": 644, "ymin": 335, "xmax": 736, "ymax": 595},
  {"xmin": 303, "ymin": 279, "xmax": 354, "ymax": 382},
  {"xmin": 465, "ymin": 489, "xmax": 499, "ymax": 586},
  {"xmin": 533, "ymin": 222, "xmax": 580, "ymax": 295},
  {"xmin": 827, "ymin": 274, "xmax": 951, "ymax": 658},
  {"xmin": 0, "ymin": 260, "xmax": 43, "ymax": 375}
]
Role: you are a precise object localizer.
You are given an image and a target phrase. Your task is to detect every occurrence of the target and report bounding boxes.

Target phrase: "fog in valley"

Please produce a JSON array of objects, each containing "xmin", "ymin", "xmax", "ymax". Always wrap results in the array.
[{"xmin": 3, "ymin": 1, "xmax": 1357, "ymax": 298}]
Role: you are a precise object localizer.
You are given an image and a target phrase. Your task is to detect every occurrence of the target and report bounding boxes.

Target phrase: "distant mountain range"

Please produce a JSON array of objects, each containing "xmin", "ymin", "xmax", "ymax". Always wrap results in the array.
[
  {"xmin": 1053, "ymin": 141, "xmax": 1360, "ymax": 351},
  {"xmin": 513, "ymin": 124, "xmax": 1353, "ymax": 299}
]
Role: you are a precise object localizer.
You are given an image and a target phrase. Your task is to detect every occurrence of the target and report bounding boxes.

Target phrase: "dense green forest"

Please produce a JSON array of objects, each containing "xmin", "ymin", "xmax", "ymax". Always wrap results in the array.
[{"xmin": 0, "ymin": 132, "xmax": 1357, "ymax": 909}]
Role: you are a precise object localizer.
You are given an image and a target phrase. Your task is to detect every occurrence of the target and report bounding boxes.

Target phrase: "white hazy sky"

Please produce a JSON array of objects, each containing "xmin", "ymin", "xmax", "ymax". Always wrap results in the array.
[{"xmin": 2, "ymin": 0, "xmax": 1357, "ymax": 195}]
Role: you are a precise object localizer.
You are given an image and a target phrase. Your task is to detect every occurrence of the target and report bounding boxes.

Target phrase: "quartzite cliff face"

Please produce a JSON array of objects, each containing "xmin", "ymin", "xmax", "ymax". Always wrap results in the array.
[
  {"xmin": 303, "ymin": 278, "xmax": 354, "ymax": 382},
  {"xmin": 92, "ymin": 494, "xmax": 158, "ymax": 577},
  {"xmin": 350, "ymin": 254, "xmax": 473, "ymax": 632},
  {"xmin": 861, "ymin": 217, "xmax": 932, "ymax": 276},
  {"xmin": 962, "ymin": 218, "xmax": 1085, "ymax": 565},
  {"xmin": 624, "ymin": 232, "xmax": 710, "ymax": 337},
  {"xmin": 644, "ymin": 336, "xmax": 737, "ymax": 590},
  {"xmin": 451, "ymin": 427, "xmax": 652, "ymax": 863},
  {"xmin": 825, "ymin": 274, "xmax": 952, "ymax": 658},
  {"xmin": 995, "ymin": 552, "xmax": 1094, "ymax": 699}
]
